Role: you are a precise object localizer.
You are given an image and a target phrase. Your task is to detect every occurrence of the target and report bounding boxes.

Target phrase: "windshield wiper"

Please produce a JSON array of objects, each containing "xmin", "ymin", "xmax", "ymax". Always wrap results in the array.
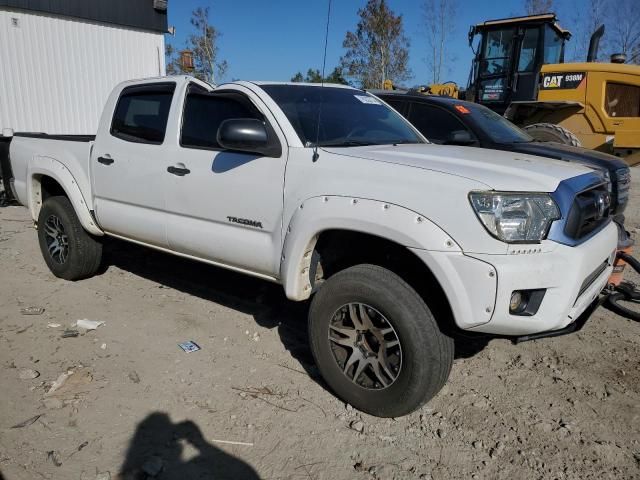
[{"xmin": 317, "ymin": 140, "xmax": 376, "ymax": 147}]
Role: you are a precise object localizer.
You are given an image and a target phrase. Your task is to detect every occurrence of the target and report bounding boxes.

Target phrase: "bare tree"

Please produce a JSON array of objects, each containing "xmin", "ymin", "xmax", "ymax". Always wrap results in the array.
[
  {"xmin": 421, "ymin": 0, "xmax": 457, "ymax": 84},
  {"xmin": 524, "ymin": 0, "xmax": 554, "ymax": 15},
  {"xmin": 166, "ymin": 7, "xmax": 228, "ymax": 83},
  {"xmin": 607, "ymin": 0, "xmax": 640, "ymax": 63},
  {"xmin": 340, "ymin": 0, "xmax": 411, "ymax": 89},
  {"xmin": 568, "ymin": 0, "xmax": 607, "ymax": 61}
]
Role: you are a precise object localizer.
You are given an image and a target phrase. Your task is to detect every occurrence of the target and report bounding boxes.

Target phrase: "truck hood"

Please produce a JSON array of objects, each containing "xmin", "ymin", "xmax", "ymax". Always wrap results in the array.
[
  {"xmin": 503, "ymin": 141, "xmax": 628, "ymax": 173},
  {"xmin": 324, "ymin": 143, "xmax": 592, "ymax": 192}
]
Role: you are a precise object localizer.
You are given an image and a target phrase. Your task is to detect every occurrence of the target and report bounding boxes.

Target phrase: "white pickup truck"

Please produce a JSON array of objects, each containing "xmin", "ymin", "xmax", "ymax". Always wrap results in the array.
[{"xmin": 8, "ymin": 76, "xmax": 618, "ymax": 417}]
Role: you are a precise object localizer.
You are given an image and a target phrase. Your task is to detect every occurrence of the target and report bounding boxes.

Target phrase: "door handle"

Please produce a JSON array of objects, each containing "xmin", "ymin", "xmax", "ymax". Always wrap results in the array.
[
  {"xmin": 97, "ymin": 156, "xmax": 114, "ymax": 165},
  {"xmin": 167, "ymin": 165, "xmax": 191, "ymax": 176}
]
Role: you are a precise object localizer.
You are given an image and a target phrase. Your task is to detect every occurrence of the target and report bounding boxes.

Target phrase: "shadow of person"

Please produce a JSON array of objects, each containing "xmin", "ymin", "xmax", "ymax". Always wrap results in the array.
[
  {"xmin": 119, "ymin": 412, "xmax": 260, "ymax": 480},
  {"xmin": 0, "ymin": 468, "xmax": 5, "ymax": 480}
]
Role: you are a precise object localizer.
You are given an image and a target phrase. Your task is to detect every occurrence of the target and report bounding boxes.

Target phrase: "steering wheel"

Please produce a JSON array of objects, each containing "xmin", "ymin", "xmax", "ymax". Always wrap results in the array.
[{"xmin": 491, "ymin": 61, "xmax": 504, "ymax": 74}]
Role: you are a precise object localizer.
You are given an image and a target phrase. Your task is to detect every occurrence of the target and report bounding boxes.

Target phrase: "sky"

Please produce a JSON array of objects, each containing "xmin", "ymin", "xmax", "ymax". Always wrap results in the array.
[{"xmin": 165, "ymin": 0, "xmax": 582, "ymax": 87}]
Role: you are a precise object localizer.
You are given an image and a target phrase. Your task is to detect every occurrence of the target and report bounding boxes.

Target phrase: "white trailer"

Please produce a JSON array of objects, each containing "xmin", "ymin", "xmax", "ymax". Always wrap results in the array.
[
  {"xmin": 0, "ymin": 0, "xmax": 167, "ymax": 135},
  {"xmin": 0, "ymin": 0, "xmax": 168, "ymax": 200}
]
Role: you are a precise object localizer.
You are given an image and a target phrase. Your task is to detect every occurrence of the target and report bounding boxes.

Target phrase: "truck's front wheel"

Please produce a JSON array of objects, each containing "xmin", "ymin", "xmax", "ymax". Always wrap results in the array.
[
  {"xmin": 309, "ymin": 264, "xmax": 453, "ymax": 417},
  {"xmin": 37, "ymin": 196, "xmax": 102, "ymax": 280}
]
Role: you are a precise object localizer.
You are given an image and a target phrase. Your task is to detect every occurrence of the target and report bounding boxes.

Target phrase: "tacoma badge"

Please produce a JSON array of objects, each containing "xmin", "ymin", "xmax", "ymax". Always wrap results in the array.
[{"xmin": 227, "ymin": 216, "xmax": 263, "ymax": 229}]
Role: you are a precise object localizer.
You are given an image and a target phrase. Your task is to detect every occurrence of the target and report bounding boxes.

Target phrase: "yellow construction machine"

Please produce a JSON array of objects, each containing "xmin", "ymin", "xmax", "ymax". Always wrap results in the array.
[
  {"xmin": 392, "ymin": 14, "xmax": 640, "ymax": 165},
  {"xmin": 467, "ymin": 14, "xmax": 640, "ymax": 165}
]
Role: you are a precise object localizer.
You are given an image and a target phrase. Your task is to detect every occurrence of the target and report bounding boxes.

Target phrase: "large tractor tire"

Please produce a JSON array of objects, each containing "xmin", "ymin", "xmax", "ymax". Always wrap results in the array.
[{"xmin": 523, "ymin": 123, "xmax": 581, "ymax": 147}]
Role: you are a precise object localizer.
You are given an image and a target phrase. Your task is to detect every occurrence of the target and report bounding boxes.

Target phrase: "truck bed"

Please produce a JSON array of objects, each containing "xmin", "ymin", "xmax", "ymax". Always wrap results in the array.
[
  {"xmin": 9, "ymin": 133, "xmax": 95, "ymax": 209},
  {"xmin": 13, "ymin": 133, "xmax": 96, "ymax": 142}
]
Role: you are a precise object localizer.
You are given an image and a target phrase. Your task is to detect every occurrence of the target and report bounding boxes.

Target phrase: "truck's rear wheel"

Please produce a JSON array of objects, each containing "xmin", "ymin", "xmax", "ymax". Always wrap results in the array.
[
  {"xmin": 523, "ymin": 123, "xmax": 581, "ymax": 147},
  {"xmin": 37, "ymin": 196, "xmax": 102, "ymax": 280},
  {"xmin": 308, "ymin": 264, "xmax": 453, "ymax": 417}
]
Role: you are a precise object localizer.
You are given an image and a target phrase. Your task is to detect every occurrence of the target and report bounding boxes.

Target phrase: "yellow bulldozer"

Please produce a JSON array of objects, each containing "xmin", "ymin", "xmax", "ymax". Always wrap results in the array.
[
  {"xmin": 466, "ymin": 13, "xmax": 640, "ymax": 165},
  {"xmin": 389, "ymin": 14, "xmax": 640, "ymax": 165}
]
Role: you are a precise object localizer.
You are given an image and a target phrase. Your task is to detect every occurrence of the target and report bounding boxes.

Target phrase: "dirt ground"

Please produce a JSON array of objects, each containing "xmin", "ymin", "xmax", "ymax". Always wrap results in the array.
[{"xmin": 1, "ymin": 173, "xmax": 639, "ymax": 480}]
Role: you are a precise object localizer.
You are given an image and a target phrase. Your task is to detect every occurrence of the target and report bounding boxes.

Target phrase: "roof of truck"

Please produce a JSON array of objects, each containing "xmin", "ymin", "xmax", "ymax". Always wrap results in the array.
[{"xmin": 249, "ymin": 81, "xmax": 357, "ymax": 90}]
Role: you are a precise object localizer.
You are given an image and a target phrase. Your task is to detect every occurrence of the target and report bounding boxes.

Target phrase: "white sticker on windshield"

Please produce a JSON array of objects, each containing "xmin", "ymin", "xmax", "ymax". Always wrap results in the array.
[{"xmin": 354, "ymin": 95, "xmax": 381, "ymax": 105}]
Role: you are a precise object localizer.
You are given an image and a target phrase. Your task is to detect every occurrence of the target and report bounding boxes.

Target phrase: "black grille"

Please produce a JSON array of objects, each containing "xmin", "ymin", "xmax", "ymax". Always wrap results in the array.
[{"xmin": 564, "ymin": 185, "xmax": 611, "ymax": 240}]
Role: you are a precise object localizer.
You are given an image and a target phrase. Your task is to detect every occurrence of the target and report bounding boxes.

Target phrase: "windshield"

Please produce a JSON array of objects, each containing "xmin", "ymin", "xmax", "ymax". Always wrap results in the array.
[
  {"xmin": 260, "ymin": 84, "xmax": 424, "ymax": 147},
  {"xmin": 463, "ymin": 103, "xmax": 533, "ymax": 143}
]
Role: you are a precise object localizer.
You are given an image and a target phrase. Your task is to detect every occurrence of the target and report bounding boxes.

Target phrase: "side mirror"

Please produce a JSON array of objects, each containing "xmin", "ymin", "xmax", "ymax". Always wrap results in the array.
[
  {"xmin": 217, "ymin": 119, "xmax": 281, "ymax": 157},
  {"xmin": 444, "ymin": 129, "xmax": 475, "ymax": 146}
]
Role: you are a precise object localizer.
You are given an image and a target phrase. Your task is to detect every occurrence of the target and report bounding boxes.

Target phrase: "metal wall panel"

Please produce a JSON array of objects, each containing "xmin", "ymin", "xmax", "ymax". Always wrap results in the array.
[
  {"xmin": 0, "ymin": 0, "xmax": 167, "ymax": 33},
  {"xmin": 0, "ymin": 8, "xmax": 165, "ymax": 134}
]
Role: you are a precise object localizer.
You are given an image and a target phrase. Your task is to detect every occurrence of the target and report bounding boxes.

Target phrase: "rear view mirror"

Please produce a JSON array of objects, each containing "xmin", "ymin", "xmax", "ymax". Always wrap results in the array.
[
  {"xmin": 444, "ymin": 130, "xmax": 475, "ymax": 146},
  {"xmin": 217, "ymin": 119, "xmax": 281, "ymax": 157}
]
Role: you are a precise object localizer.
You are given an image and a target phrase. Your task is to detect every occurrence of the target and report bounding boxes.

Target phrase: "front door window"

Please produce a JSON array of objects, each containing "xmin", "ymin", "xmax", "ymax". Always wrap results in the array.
[{"xmin": 481, "ymin": 29, "xmax": 515, "ymax": 77}]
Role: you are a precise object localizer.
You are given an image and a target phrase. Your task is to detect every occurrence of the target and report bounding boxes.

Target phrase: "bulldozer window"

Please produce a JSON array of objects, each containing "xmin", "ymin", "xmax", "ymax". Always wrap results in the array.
[
  {"xmin": 517, "ymin": 28, "xmax": 539, "ymax": 72},
  {"xmin": 543, "ymin": 25, "xmax": 563, "ymax": 64},
  {"xmin": 606, "ymin": 83, "xmax": 640, "ymax": 118},
  {"xmin": 481, "ymin": 29, "xmax": 515, "ymax": 76}
]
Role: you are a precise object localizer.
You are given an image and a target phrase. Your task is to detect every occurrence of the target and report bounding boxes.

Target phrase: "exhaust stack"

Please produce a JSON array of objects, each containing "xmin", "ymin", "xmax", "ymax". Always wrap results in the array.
[{"xmin": 587, "ymin": 24, "xmax": 605, "ymax": 62}]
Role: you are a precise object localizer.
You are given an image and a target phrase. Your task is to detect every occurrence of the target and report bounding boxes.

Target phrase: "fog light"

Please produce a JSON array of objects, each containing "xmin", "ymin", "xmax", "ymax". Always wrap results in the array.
[
  {"xmin": 510, "ymin": 291, "xmax": 526, "ymax": 313},
  {"xmin": 509, "ymin": 289, "xmax": 547, "ymax": 316}
]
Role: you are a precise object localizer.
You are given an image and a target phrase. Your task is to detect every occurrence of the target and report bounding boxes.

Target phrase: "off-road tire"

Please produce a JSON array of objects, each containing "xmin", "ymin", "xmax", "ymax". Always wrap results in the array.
[
  {"xmin": 37, "ymin": 196, "xmax": 102, "ymax": 280},
  {"xmin": 523, "ymin": 123, "xmax": 581, "ymax": 147},
  {"xmin": 308, "ymin": 264, "xmax": 454, "ymax": 417}
]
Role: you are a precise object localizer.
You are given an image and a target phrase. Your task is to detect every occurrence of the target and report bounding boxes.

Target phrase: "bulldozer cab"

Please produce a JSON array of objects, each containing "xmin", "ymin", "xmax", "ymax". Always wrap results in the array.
[{"xmin": 467, "ymin": 13, "xmax": 571, "ymax": 114}]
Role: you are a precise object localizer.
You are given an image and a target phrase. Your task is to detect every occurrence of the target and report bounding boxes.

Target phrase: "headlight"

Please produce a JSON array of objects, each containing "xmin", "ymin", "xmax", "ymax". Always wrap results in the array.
[{"xmin": 469, "ymin": 191, "xmax": 560, "ymax": 243}]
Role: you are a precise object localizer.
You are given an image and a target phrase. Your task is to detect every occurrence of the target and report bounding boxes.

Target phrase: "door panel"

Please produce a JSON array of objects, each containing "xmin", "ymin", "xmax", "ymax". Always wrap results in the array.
[
  {"xmin": 91, "ymin": 83, "xmax": 175, "ymax": 247},
  {"xmin": 163, "ymin": 88, "xmax": 286, "ymax": 276},
  {"xmin": 92, "ymin": 141, "xmax": 168, "ymax": 245},
  {"xmin": 164, "ymin": 150, "xmax": 285, "ymax": 275}
]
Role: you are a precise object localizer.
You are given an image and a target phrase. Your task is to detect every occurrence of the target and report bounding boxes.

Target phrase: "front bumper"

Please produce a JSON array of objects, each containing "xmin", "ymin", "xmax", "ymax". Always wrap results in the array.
[{"xmin": 411, "ymin": 221, "xmax": 618, "ymax": 336}]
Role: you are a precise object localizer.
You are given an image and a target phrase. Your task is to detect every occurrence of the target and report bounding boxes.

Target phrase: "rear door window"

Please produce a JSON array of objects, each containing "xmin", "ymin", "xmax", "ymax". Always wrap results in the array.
[
  {"xmin": 111, "ymin": 83, "xmax": 175, "ymax": 144},
  {"xmin": 181, "ymin": 90, "xmax": 264, "ymax": 149},
  {"xmin": 543, "ymin": 25, "xmax": 563, "ymax": 64},
  {"xmin": 408, "ymin": 103, "xmax": 471, "ymax": 144},
  {"xmin": 383, "ymin": 98, "xmax": 408, "ymax": 115},
  {"xmin": 517, "ymin": 28, "xmax": 539, "ymax": 72}
]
